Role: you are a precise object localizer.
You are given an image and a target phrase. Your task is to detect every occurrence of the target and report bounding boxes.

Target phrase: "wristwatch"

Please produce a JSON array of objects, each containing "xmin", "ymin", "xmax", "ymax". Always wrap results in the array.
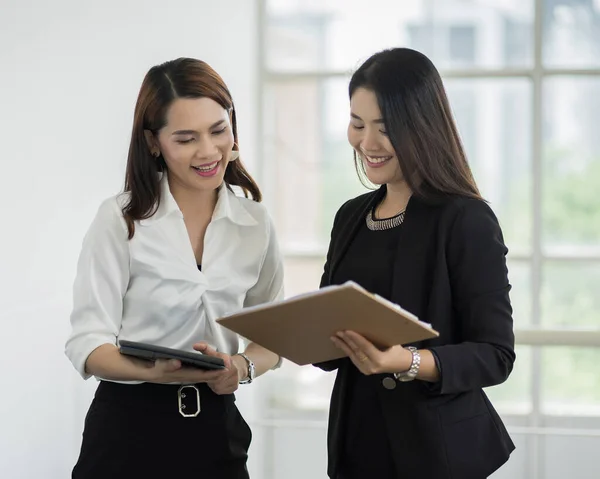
[
  {"xmin": 237, "ymin": 353, "xmax": 255, "ymax": 384},
  {"xmin": 394, "ymin": 346, "xmax": 421, "ymax": 382}
]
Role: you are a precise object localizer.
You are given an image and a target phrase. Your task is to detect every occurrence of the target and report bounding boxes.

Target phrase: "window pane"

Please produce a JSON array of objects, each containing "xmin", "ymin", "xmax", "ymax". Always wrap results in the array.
[
  {"xmin": 445, "ymin": 78, "xmax": 532, "ymax": 254},
  {"xmin": 265, "ymin": 78, "xmax": 532, "ymax": 254},
  {"xmin": 508, "ymin": 260, "xmax": 532, "ymax": 327},
  {"xmin": 488, "ymin": 434, "xmax": 530, "ymax": 479},
  {"xmin": 266, "ymin": 0, "xmax": 534, "ymax": 72},
  {"xmin": 269, "ymin": 256, "xmax": 531, "ymax": 412},
  {"xmin": 485, "ymin": 345, "xmax": 532, "ymax": 415},
  {"xmin": 541, "ymin": 260, "xmax": 600, "ymax": 329},
  {"xmin": 268, "ymin": 360, "xmax": 335, "ymax": 412},
  {"xmin": 541, "ymin": 434, "xmax": 600, "ymax": 479},
  {"xmin": 283, "ymin": 256, "xmax": 325, "ymax": 296},
  {"xmin": 542, "ymin": 77, "xmax": 600, "ymax": 254},
  {"xmin": 543, "ymin": 0, "xmax": 600, "ymax": 68},
  {"xmin": 263, "ymin": 77, "xmax": 364, "ymax": 252},
  {"xmin": 541, "ymin": 346, "xmax": 600, "ymax": 416},
  {"xmin": 269, "ymin": 257, "xmax": 333, "ymax": 412}
]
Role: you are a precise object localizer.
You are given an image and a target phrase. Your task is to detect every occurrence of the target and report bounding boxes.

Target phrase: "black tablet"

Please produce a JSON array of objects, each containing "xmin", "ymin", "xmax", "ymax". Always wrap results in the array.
[{"xmin": 118, "ymin": 340, "xmax": 226, "ymax": 370}]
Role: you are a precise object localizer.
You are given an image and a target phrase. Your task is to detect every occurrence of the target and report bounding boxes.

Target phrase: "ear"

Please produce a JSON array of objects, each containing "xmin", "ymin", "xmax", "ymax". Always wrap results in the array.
[{"xmin": 144, "ymin": 129, "xmax": 160, "ymax": 157}]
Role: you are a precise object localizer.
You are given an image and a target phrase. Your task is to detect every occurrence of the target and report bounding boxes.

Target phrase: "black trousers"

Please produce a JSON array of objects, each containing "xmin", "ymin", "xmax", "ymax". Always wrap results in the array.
[{"xmin": 72, "ymin": 381, "xmax": 252, "ymax": 479}]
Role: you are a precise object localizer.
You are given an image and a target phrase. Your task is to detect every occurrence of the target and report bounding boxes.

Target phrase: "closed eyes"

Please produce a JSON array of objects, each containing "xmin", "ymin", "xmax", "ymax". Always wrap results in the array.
[{"xmin": 175, "ymin": 127, "xmax": 228, "ymax": 144}]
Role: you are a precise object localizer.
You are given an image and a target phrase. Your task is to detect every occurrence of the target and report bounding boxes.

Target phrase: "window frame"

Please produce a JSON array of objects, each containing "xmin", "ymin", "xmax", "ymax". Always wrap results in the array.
[{"xmin": 255, "ymin": 1, "xmax": 600, "ymax": 478}]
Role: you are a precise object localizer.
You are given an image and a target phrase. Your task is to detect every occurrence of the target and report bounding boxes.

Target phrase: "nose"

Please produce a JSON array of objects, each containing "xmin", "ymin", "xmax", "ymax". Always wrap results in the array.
[
  {"xmin": 360, "ymin": 128, "xmax": 382, "ymax": 154},
  {"xmin": 196, "ymin": 136, "xmax": 219, "ymax": 159}
]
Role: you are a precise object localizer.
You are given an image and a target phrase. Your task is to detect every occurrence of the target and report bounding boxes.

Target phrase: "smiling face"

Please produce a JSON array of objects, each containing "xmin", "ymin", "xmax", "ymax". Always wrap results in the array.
[
  {"xmin": 347, "ymin": 87, "xmax": 404, "ymax": 187},
  {"xmin": 145, "ymin": 97, "xmax": 236, "ymax": 193}
]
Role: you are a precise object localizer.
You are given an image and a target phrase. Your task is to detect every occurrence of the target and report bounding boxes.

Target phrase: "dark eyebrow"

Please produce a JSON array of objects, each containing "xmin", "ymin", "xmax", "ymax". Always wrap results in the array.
[
  {"xmin": 172, "ymin": 120, "xmax": 226, "ymax": 135},
  {"xmin": 209, "ymin": 119, "xmax": 226, "ymax": 129},
  {"xmin": 350, "ymin": 113, "xmax": 385, "ymax": 124},
  {"xmin": 172, "ymin": 129, "xmax": 197, "ymax": 136}
]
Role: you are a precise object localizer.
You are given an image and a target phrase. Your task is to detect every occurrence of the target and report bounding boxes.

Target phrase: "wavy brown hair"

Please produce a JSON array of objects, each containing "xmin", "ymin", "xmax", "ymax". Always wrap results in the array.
[
  {"xmin": 349, "ymin": 48, "xmax": 481, "ymax": 201},
  {"xmin": 122, "ymin": 57, "xmax": 261, "ymax": 238}
]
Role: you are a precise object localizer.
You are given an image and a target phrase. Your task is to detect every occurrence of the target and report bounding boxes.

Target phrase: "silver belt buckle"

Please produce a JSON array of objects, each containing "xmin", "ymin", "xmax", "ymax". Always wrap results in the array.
[{"xmin": 177, "ymin": 385, "xmax": 200, "ymax": 418}]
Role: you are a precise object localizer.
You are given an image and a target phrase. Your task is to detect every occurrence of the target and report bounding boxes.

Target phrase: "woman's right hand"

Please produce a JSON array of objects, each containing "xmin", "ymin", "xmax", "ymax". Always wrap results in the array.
[{"xmin": 144, "ymin": 358, "xmax": 228, "ymax": 384}]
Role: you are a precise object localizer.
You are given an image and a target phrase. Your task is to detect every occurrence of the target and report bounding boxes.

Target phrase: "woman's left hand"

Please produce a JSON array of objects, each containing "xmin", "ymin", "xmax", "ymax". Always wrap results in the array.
[
  {"xmin": 331, "ymin": 330, "xmax": 413, "ymax": 375},
  {"xmin": 193, "ymin": 342, "xmax": 245, "ymax": 395}
]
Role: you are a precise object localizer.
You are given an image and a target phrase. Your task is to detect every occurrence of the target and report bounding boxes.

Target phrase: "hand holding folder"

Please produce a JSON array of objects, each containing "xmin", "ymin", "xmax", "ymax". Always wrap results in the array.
[{"xmin": 217, "ymin": 281, "xmax": 439, "ymax": 365}]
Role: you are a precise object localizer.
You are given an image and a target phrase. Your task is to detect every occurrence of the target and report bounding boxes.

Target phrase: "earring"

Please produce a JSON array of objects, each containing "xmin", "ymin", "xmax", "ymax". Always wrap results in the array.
[
  {"xmin": 152, "ymin": 150, "xmax": 160, "ymax": 158},
  {"xmin": 230, "ymin": 150, "xmax": 240, "ymax": 161}
]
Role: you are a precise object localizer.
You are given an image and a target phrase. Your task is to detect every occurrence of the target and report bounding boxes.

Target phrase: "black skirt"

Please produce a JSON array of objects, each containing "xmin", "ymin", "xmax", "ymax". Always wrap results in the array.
[{"xmin": 72, "ymin": 381, "xmax": 252, "ymax": 479}]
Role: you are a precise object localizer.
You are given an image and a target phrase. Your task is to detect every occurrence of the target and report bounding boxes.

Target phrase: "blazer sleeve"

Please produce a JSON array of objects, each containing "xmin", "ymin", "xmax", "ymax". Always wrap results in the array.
[
  {"xmin": 313, "ymin": 201, "xmax": 350, "ymax": 372},
  {"xmin": 427, "ymin": 199, "xmax": 516, "ymax": 395}
]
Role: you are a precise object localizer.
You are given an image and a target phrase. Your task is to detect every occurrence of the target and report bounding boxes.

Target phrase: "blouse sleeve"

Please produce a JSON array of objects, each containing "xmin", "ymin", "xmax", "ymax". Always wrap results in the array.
[
  {"xmin": 65, "ymin": 198, "xmax": 130, "ymax": 379},
  {"xmin": 243, "ymin": 214, "xmax": 285, "ymax": 307}
]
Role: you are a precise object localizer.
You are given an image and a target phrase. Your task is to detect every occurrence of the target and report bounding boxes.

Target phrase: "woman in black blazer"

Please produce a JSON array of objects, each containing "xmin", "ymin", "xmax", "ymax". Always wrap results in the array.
[{"xmin": 316, "ymin": 48, "xmax": 516, "ymax": 479}]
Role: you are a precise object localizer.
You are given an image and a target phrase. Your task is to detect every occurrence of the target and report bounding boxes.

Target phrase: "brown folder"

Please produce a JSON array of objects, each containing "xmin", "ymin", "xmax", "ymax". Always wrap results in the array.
[{"xmin": 216, "ymin": 281, "xmax": 439, "ymax": 366}]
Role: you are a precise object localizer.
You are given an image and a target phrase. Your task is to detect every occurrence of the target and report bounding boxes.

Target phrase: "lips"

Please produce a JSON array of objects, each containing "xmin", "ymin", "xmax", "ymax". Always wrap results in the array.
[
  {"xmin": 192, "ymin": 161, "xmax": 219, "ymax": 172},
  {"xmin": 191, "ymin": 160, "xmax": 220, "ymax": 177},
  {"xmin": 363, "ymin": 155, "xmax": 393, "ymax": 168}
]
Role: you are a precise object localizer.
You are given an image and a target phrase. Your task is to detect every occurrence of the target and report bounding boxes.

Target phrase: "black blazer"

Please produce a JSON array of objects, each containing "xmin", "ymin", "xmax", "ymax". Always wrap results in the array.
[{"xmin": 317, "ymin": 186, "xmax": 516, "ymax": 479}]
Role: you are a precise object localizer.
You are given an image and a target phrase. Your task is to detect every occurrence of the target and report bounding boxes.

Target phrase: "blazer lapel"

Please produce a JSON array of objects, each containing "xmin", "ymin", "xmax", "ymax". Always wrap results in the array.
[{"xmin": 390, "ymin": 196, "xmax": 438, "ymax": 321}]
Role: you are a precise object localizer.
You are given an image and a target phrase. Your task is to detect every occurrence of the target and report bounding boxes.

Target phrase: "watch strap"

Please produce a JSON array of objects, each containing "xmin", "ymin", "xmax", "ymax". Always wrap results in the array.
[
  {"xmin": 394, "ymin": 346, "xmax": 421, "ymax": 382},
  {"xmin": 237, "ymin": 353, "xmax": 255, "ymax": 384}
]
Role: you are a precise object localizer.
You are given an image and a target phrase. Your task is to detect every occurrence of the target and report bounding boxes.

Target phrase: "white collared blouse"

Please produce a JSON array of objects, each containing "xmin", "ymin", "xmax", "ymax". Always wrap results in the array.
[{"xmin": 65, "ymin": 175, "xmax": 284, "ymax": 380}]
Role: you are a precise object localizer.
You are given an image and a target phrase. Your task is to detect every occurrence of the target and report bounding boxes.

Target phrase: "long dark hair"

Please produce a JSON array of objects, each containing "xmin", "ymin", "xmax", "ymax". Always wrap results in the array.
[
  {"xmin": 122, "ymin": 57, "xmax": 261, "ymax": 238},
  {"xmin": 349, "ymin": 48, "xmax": 481, "ymax": 201}
]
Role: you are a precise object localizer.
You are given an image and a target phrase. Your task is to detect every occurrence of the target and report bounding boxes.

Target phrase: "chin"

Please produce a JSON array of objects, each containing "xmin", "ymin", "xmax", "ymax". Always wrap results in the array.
[
  {"xmin": 364, "ymin": 163, "xmax": 404, "ymax": 186},
  {"xmin": 193, "ymin": 174, "xmax": 225, "ymax": 191},
  {"xmin": 365, "ymin": 171, "xmax": 396, "ymax": 186}
]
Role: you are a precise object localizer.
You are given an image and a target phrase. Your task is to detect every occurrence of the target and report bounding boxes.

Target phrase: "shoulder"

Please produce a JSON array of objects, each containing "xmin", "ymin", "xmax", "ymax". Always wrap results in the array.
[
  {"xmin": 229, "ymin": 191, "xmax": 274, "ymax": 231},
  {"xmin": 235, "ymin": 194, "xmax": 269, "ymax": 215},
  {"xmin": 433, "ymin": 196, "xmax": 506, "ymax": 254},
  {"xmin": 410, "ymin": 193, "xmax": 498, "ymax": 226},
  {"xmin": 95, "ymin": 193, "xmax": 128, "ymax": 221},
  {"xmin": 440, "ymin": 196, "xmax": 500, "ymax": 230},
  {"xmin": 405, "ymin": 194, "xmax": 504, "ymax": 247},
  {"xmin": 87, "ymin": 193, "xmax": 129, "ymax": 239}
]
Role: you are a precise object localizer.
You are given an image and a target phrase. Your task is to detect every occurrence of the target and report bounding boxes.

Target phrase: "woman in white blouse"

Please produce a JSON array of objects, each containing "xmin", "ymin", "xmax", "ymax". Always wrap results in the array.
[{"xmin": 65, "ymin": 58, "xmax": 283, "ymax": 479}]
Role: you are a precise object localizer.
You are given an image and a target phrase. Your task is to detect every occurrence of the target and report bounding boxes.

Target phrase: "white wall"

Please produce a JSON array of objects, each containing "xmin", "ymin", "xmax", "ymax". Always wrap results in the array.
[{"xmin": 0, "ymin": 1, "xmax": 260, "ymax": 477}]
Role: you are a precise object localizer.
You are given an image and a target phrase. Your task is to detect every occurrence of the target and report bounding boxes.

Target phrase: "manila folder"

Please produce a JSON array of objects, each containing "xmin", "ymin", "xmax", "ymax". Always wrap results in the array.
[{"xmin": 216, "ymin": 281, "xmax": 439, "ymax": 365}]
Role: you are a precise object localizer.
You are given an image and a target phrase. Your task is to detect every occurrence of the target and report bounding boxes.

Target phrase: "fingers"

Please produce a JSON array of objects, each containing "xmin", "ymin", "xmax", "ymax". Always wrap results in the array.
[
  {"xmin": 334, "ymin": 332, "xmax": 370, "ymax": 362},
  {"xmin": 207, "ymin": 368, "xmax": 239, "ymax": 395},
  {"xmin": 331, "ymin": 335, "xmax": 354, "ymax": 358},
  {"xmin": 186, "ymin": 367, "xmax": 229, "ymax": 383},
  {"xmin": 154, "ymin": 363, "xmax": 227, "ymax": 384},
  {"xmin": 340, "ymin": 331, "xmax": 379, "ymax": 357},
  {"xmin": 331, "ymin": 331, "xmax": 381, "ymax": 375},
  {"xmin": 207, "ymin": 375, "xmax": 239, "ymax": 395},
  {"xmin": 155, "ymin": 358, "xmax": 182, "ymax": 373},
  {"xmin": 152, "ymin": 345, "xmax": 237, "ymax": 386},
  {"xmin": 331, "ymin": 335, "xmax": 368, "ymax": 372},
  {"xmin": 193, "ymin": 342, "xmax": 216, "ymax": 355},
  {"xmin": 193, "ymin": 342, "xmax": 232, "ymax": 368}
]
